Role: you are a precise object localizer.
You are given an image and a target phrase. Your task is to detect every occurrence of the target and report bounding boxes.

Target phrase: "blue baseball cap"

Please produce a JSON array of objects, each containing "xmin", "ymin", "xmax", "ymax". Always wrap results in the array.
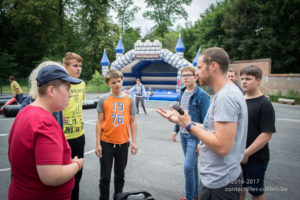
[{"xmin": 36, "ymin": 65, "xmax": 82, "ymax": 86}]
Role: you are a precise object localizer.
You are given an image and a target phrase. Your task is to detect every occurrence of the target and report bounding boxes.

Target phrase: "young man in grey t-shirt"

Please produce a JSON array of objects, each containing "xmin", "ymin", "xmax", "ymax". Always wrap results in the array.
[
  {"xmin": 157, "ymin": 47, "xmax": 248, "ymax": 200},
  {"xmin": 129, "ymin": 78, "xmax": 147, "ymax": 114}
]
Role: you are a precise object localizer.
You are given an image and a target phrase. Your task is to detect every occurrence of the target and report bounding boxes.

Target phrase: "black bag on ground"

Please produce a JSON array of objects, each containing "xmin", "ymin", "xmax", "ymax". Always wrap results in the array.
[{"xmin": 116, "ymin": 191, "xmax": 154, "ymax": 200}]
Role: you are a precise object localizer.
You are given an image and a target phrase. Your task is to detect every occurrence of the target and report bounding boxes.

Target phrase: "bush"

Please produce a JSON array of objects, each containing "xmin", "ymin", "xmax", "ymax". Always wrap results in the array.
[
  {"xmin": 287, "ymin": 89, "xmax": 299, "ymax": 97},
  {"xmin": 85, "ymin": 70, "xmax": 110, "ymax": 93},
  {"xmin": 268, "ymin": 89, "xmax": 300, "ymax": 105}
]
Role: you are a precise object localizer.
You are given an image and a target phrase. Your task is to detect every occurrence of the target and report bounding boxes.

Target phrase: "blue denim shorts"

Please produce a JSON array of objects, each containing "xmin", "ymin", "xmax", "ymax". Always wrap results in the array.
[{"xmin": 241, "ymin": 162, "xmax": 268, "ymax": 196}]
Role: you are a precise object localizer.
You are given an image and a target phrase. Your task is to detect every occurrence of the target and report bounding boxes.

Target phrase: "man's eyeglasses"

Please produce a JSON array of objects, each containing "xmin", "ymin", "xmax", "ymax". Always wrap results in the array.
[{"xmin": 181, "ymin": 74, "xmax": 194, "ymax": 78}]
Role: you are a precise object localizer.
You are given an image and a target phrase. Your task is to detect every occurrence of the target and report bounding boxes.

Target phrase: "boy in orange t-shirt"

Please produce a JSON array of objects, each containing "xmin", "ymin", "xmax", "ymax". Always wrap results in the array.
[{"xmin": 95, "ymin": 69, "xmax": 138, "ymax": 200}]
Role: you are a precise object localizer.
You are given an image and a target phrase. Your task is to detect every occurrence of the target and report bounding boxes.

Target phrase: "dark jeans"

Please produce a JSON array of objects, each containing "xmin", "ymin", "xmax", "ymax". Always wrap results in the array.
[
  {"xmin": 68, "ymin": 134, "xmax": 85, "ymax": 200},
  {"xmin": 199, "ymin": 173, "xmax": 242, "ymax": 200},
  {"xmin": 135, "ymin": 96, "xmax": 147, "ymax": 114},
  {"xmin": 15, "ymin": 93, "xmax": 23, "ymax": 104},
  {"xmin": 99, "ymin": 141, "xmax": 129, "ymax": 200}
]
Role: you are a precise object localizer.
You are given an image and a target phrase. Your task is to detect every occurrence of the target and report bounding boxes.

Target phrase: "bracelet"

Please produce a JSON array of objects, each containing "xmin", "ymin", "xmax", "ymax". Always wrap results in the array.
[{"xmin": 73, "ymin": 161, "xmax": 81, "ymax": 169}]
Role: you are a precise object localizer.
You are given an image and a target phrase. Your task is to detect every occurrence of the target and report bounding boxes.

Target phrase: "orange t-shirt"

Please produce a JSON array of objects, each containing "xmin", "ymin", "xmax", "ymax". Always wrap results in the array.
[{"xmin": 97, "ymin": 94, "xmax": 135, "ymax": 144}]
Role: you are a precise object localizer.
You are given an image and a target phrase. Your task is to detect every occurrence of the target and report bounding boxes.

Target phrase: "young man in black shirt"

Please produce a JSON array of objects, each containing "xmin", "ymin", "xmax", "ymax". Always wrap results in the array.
[{"xmin": 240, "ymin": 65, "xmax": 276, "ymax": 200}]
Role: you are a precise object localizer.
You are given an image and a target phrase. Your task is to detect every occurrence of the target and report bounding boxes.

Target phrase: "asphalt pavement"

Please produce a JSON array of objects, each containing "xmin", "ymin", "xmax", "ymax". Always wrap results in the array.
[{"xmin": 0, "ymin": 93, "xmax": 300, "ymax": 200}]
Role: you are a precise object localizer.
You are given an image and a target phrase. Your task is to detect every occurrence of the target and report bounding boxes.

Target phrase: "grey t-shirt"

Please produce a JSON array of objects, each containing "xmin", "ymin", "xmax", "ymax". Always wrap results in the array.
[
  {"xmin": 200, "ymin": 83, "xmax": 248, "ymax": 189},
  {"xmin": 129, "ymin": 84, "xmax": 146, "ymax": 97},
  {"xmin": 179, "ymin": 90, "xmax": 194, "ymax": 134}
]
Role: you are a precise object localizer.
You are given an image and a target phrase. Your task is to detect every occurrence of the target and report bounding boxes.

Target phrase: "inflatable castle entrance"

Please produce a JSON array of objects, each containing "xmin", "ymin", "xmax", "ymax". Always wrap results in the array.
[{"xmin": 100, "ymin": 36, "xmax": 200, "ymax": 101}]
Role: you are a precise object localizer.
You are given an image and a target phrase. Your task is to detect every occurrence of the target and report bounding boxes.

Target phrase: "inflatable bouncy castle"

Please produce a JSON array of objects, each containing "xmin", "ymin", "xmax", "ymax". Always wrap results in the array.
[{"xmin": 100, "ymin": 36, "xmax": 200, "ymax": 101}]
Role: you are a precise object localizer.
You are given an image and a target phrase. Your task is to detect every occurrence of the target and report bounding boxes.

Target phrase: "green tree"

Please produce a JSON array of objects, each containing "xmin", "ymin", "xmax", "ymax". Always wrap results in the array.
[
  {"xmin": 86, "ymin": 70, "xmax": 109, "ymax": 92},
  {"xmin": 161, "ymin": 31, "xmax": 179, "ymax": 53},
  {"xmin": 181, "ymin": 0, "xmax": 230, "ymax": 61},
  {"xmin": 223, "ymin": 0, "xmax": 267, "ymax": 61},
  {"xmin": 0, "ymin": 0, "xmax": 17, "ymax": 77},
  {"xmin": 0, "ymin": 0, "xmax": 77, "ymax": 78},
  {"xmin": 76, "ymin": 0, "xmax": 121, "ymax": 79},
  {"xmin": 143, "ymin": 0, "xmax": 192, "ymax": 37},
  {"xmin": 181, "ymin": 0, "xmax": 300, "ymax": 73},
  {"xmin": 223, "ymin": 0, "xmax": 300, "ymax": 73},
  {"xmin": 0, "ymin": 51, "xmax": 18, "ymax": 77},
  {"xmin": 112, "ymin": 0, "xmax": 140, "ymax": 34},
  {"xmin": 122, "ymin": 27, "xmax": 141, "ymax": 52},
  {"xmin": 1, "ymin": 0, "xmax": 61, "ymax": 76}
]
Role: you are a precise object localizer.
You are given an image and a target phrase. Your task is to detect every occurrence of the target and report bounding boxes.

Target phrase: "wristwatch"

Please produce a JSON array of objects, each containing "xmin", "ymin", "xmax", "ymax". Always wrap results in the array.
[{"xmin": 186, "ymin": 122, "xmax": 196, "ymax": 133}]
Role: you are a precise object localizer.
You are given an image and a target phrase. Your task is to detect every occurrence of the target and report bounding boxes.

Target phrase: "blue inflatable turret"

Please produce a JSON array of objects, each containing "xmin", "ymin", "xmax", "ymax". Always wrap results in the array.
[
  {"xmin": 175, "ymin": 35, "xmax": 185, "ymax": 55},
  {"xmin": 175, "ymin": 34, "xmax": 185, "ymax": 92},
  {"xmin": 193, "ymin": 48, "xmax": 201, "ymax": 67},
  {"xmin": 115, "ymin": 37, "xmax": 125, "ymax": 60},
  {"xmin": 100, "ymin": 50, "xmax": 110, "ymax": 76}
]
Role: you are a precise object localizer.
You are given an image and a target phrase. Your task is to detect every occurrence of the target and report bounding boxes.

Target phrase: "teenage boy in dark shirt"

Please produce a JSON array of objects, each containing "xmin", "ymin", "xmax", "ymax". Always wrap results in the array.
[{"xmin": 240, "ymin": 65, "xmax": 276, "ymax": 200}]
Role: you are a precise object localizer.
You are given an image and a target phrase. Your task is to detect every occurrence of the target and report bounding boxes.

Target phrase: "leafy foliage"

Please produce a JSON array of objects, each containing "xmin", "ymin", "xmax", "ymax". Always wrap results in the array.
[
  {"xmin": 268, "ymin": 94, "xmax": 300, "ymax": 105},
  {"xmin": 181, "ymin": 0, "xmax": 232, "ymax": 61},
  {"xmin": 112, "ymin": 0, "xmax": 140, "ymax": 34},
  {"xmin": 122, "ymin": 27, "xmax": 141, "ymax": 52},
  {"xmin": 1, "ymin": 0, "xmax": 299, "ymax": 84},
  {"xmin": 86, "ymin": 70, "xmax": 110, "ymax": 93},
  {"xmin": 181, "ymin": 0, "xmax": 300, "ymax": 73},
  {"xmin": 222, "ymin": 0, "xmax": 300, "ymax": 73},
  {"xmin": 75, "ymin": 0, "xmax": 121, "ymax": 79},
  {"xmin": 143, "ymin": 0, "xmax": 192, "ymax": 37}
]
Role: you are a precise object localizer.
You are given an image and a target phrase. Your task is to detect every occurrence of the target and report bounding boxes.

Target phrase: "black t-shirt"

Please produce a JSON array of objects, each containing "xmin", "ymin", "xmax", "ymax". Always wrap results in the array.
[{"xmin": 246, "ymin": 95, "xmax": 276, "ymax": 163}]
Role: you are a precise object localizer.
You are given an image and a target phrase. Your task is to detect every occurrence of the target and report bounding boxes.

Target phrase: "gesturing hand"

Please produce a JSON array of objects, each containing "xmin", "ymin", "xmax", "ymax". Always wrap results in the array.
[
  {"xmin": 156, "ymin": 106, "xmax": 192, "ymax": 128},
  {"xmin": 156, "ymin": 106, "xmax": 179, "ymax": 124}
]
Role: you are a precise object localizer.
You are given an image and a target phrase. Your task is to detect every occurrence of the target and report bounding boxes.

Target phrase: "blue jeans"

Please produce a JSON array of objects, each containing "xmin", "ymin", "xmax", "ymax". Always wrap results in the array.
[
  {"xmin": 15, "ymin": 93, "xmax": 23, "ymax": 104},
  {"xmin": 180, "ymin": 133, "xmax": 199, "ymax": 200}
]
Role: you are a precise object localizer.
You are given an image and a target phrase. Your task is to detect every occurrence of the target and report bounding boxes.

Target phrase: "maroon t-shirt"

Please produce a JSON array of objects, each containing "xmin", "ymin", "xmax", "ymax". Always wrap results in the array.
[{"xmin": 8, "ymin": 105, "xmax": 74, "ymax": 200}]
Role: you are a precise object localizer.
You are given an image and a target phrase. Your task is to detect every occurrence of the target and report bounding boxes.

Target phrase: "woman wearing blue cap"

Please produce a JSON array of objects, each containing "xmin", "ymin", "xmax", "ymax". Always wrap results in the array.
[{"xmin": 8, "ymin": 61, "xmax": 84, "ymax": 200}]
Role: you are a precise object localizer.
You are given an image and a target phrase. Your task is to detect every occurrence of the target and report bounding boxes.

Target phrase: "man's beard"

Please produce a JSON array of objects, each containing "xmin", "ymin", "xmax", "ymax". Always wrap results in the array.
[{"xmin": 198, "ymin": 76, "xmax": 211, "ymax": 87}]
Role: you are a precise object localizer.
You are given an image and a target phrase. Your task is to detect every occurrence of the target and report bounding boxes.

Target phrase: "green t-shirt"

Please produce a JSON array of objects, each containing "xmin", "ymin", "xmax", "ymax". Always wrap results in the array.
[{"xmin": 10, "ymin": 81, "xmax": 23, "ymax": 95}]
